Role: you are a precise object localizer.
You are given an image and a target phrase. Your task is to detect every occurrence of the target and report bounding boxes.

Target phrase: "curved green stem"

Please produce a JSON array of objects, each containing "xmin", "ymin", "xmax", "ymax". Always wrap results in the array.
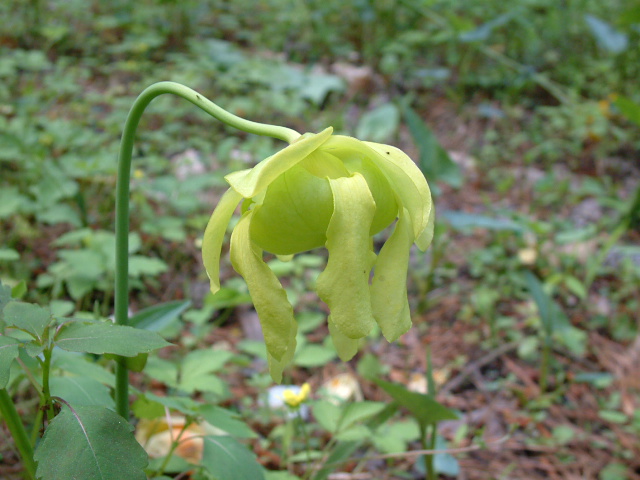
[
  {"xmin": 115, "ymin": 81, "xmax": 301, "ymax": 418},
  {"xmin": 0, "ymin": 389, "xmax": 37, "ymax": 480}
]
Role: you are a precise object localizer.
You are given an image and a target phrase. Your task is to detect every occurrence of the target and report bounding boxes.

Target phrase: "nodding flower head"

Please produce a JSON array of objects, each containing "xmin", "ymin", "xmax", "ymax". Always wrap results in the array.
[{"xmin": 202, "ymin": 127, "xmax": 434, "ymax": 381}]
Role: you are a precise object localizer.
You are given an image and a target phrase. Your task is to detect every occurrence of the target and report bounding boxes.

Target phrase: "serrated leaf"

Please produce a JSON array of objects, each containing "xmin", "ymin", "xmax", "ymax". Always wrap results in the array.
[
  {"xmin": 55, "ymin": 321, "xmax": 170, "ymax": 356},
  {"xmin": 3, "ymin": 302, "xmax": 51, "ymax": 341},
  {"xmin": 34, "ymin": 405, "xmax": 148, "ymax": 480},
  {"xmin": 0, "ymin": 336, "xmax": 20, "ymax": 388},
  {"xmin": 50, "ymin": 376, "xmax": 115, "ymax": 408},
  {"xmin": 374, "ymin": 379, "xmax": 458, "ymax": 429},
  {"xmin": 201, "ymin": 436, "xmax": 265, "ymax": 480},
  {"xmin": 129, "ymin": 300, "xmax": 191, "ymax": 331}
]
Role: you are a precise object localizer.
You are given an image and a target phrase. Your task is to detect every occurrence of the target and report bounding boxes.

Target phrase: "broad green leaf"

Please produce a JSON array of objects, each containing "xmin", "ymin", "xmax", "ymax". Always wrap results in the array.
[
  {"xmin": 401, "ymin": 104, "xmax": 462, "ymax": 188},
  {"xmin": 0, "ymin": 248, "xmax": 19, "ymax": 261},
  {"xmin": 442, "ymin": 211, "xmax": 524, "ymax": 233},
  {"xmin": 335, "ymin": 424, "xmax": 371, "ymax": 442},
  {"xmin": 0, "ymin": 336, "xmax": 20, "ymax": 388},
  {"xmin": 3, "ymin": 302, "xmax": 51, "ymax": 341},
  {"xmin": 316, "ymin": 173, "xmax": 376, "ymax": 340},
  {"xmin": 50, "ymin": 376, "xmax": 115, "ymax": 408},
  {"xmin": 299, "ymin": 74, "xmax": 344, "ymax": 106},
  {"xmin": 585, "ymin": 14, "xmax": 628, "ymax": 53},
  {"xmin": 312, "ymin": 401, "xmax": 341, "ymax": 433},
  {"xmin": 311, "ymin": 441, "xmax": 360, "ymax": 480},
  {"xmin": 128, "ymin": 256, "xmax": 168, "ymax": 277},
  {"xmin": 459, "ymin": 13, "xmax": 513, "ymax": 42},
  {"xmin": 179, "ymin": 349, "xmax": 233, "ymax": 394},
  {"xmin": 0, "ymin": 282, "xmax": 12, "ymax": 314},
  {"xmin": 355, "ymin": 103, "xmax": 399, "ymax": 143},
  {"xmin": 614, "ymin": 95, "xmax": 640, "ymax": 127},
  {"xmin": 294, "ymin": 344, "xmax": 337, "ymax": 367},
  {"xmin": 128, "ymin": 300, "xmax": 191, "ymax": 331},
  {"xmin": 338, "ymin": 402, "xmax": 387, "ymax": 432},
  {"xmin": 201, "ymin": 436, "xmax": 265, "ymax": 480},
  {"xmin": 55, "ymin": 321, "xmax": 170, "ymax": 356},
  {"xmin": 198, "ymin": 405, "xmax": 257, "ymax": 438},
  {"xmin": 52, "ymin": 351, "xmax": 115, "ymax": 387},
  {"xmin": 143, "ymin": 392, "xmax": 199, "ymax": 416},
  {"xmin": 34, "ymin": 405, "xmax": 148, "ymax": 480},
  {"xmin": 374, "ymin": 379, "xmax": 458, "ymax": 429}
]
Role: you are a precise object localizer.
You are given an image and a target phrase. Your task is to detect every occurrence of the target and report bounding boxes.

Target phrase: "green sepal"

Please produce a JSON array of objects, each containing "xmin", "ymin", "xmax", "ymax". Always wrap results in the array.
[{"xmin": 202, "ymin": 188, "xmax": 243, "ymax": 294}]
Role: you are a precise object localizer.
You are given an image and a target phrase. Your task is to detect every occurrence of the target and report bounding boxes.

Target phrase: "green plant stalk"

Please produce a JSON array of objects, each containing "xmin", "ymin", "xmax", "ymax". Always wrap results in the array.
[
  {"xmin": 584, "ymin": 222, "xmax": 627, "ymax": 291},
  {"xmin": 0, "ymin": 389, "xmax": 37, "ymax": 480},
  {"xmin": 114, "ymin": 81, "xmax": 300, "ymax": 418},
  {"xmin": 41, "ymin": 349, "xmax": 56, "ymax": 422}
]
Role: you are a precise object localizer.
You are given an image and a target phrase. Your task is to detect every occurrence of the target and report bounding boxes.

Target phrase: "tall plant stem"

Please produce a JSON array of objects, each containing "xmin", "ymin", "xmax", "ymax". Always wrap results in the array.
[
  {"xmin": 114, "ymin": 81, "xmax": 300, "ymax": 418},
  {"xmin": 0, "ymin": 389, "xmax": 37, "ymax": 480}
]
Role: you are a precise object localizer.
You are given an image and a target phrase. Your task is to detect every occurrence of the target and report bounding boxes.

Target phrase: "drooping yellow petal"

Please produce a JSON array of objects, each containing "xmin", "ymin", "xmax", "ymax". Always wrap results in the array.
[
  {"xmin": 230, "ymin": 211, "xmax": 297, "ymax": 363},
  {"xmin": 415, "ymin": 200, "xmax": 435, "ymax": 251},
  {"xmin": 225, "ymin": 127, "xmax": 333, "ymax": 198},
  {"xmin": 202, "ymin": 188, "xmax": 243, "ymax": 294},
  {"xmin": 364, "ymin": 141, "xmax": 433, "ymax": 246},
  {"xmin": 316, "ymin": 173, "xmax": 377, "ymax": 340},
  {"xmin": 371, "ymin": 208, "xmax": 413, "ymax": 341},
  {"xmin": 328, "ymin": 316, "xmax": 361, "ymax": 361},
  {"xmin": 267, "ymin": 327, "xmax": 297, "ymax": 383}
]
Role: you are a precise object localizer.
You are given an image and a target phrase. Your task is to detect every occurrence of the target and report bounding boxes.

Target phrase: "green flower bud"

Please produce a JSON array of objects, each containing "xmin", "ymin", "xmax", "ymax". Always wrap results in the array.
[{"xmin": 202, "ymin": 127, "xmax": 434, "ymax": 381}]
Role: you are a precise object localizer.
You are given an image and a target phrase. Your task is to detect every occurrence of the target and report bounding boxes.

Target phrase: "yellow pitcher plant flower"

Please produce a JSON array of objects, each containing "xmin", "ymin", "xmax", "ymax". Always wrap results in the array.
[{"xmin": 202, "ymin": 126, "xmax": 434, "ymax": 381}]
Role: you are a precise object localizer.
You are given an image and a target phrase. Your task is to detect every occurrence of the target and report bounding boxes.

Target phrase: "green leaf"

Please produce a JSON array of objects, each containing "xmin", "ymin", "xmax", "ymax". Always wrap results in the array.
[
  {"xmin": 402, "ymin": 104, "xmax": 462, "ymax": 188},
  {"xmin": 52, "ymin": 351, "xmax": 115, "ymax": 387},
  {"xmin": 3, "ymin": 302, "xmax": 51, "ymax": 341},
  {"xmin": 201, "ymin": 436, "xmax": 265, "ymax": 480},
  {"xmin": 355, "ymin": 103, "xmax": 400, "ymax": 143},
  {"xmin": 585, "ymin": 14, "xmax": 628, "ymax": 53},
  {"xmin": 374, "ymin": 379, "xmax": 458, "ymax": 429},
  {"xmin": 198, "ymin": 405, "xmax": 257, "ymax": 438},
  {"xmin": 34, "ymin": 404, "xmax": 148, "ymax": 480},
  {"xmin": 338, "ymin": 402, "xmax": 387, "ymax": 432},
  {"xmin": 11, "ymin": 280, "xmax": 27, "ymax": 299},
  {"xmin": 312, "ymin": 401, "xmax": 341, "ymax": 433},
  {"xmin": 127, "ymin": 256, "xmax": 168, "ymax": 277},
  {"xmin": 459, "ymin": 13, "xmax": 513, "ymax": 42},
  {"xmin": 335, "ymin": 424, "xmax": 371, "ymax": 442},
  {"xmin": 0, "ymin": 336, "xmax": 20, "ymax": 388},
  {"xmin": 294, "ymin": 344, "xmax": 337, "ymax": 367},
  {"xmin": 55, "ymin": 321, "xmax": 170, "ymax": 356},
  {"xmin": 128, "ymin": 300, "xmax": 191, "ymax": 332},
  {"xmin": 0, "ymin": 282, "xmax": 12, "ymax": 314},
  {"xmin": 614, "ymin": 95, "xmax": 640, "ymax": 127},
  {"xmin": 0, "ymin": 248, "xmax": 19, "ymax": 261},
  {"xmin": 178, "ymin": 349, "xmax": 233, "ymax": 394},
  {"xmin": 50, "ymin": 376, "xmax": 115, "ymax": 408}
]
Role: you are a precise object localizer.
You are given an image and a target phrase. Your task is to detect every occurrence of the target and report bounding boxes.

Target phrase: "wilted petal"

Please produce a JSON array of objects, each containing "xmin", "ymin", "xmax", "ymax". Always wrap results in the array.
[
  {"xmin": 371, "ymin": 208, "xmax": 413, "ymax": 341},
  {"xmin": 328, "ymin": 316, "xmax": 361, "ymax": 361},
  {"xmin": 225, "ymin": 127, "xmax": 333, "ymax": 198},
  {"xmin": 267, "ymin": 327, "xmax": 297, "ymax": 383},
  {"xmin": 202, "ymin": 188, "xmax": 243, "ymax": 294},
  {"xmin": 316, "ymin": 173, "xmax": 376, "ymax": 339},
  {"xmin": 364, "ymin": 142, "xmax": 433, "ymax": 247},
  {"xmin": 230, "ymin": 211, "xmax": 297, "ymax": 362}
]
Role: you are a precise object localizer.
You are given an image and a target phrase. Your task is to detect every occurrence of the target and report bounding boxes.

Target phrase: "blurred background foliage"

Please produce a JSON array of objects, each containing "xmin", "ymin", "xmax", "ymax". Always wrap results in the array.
[{"xmin": 1, "ymin": 0, "xmax": 640, "ymax": 478}]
